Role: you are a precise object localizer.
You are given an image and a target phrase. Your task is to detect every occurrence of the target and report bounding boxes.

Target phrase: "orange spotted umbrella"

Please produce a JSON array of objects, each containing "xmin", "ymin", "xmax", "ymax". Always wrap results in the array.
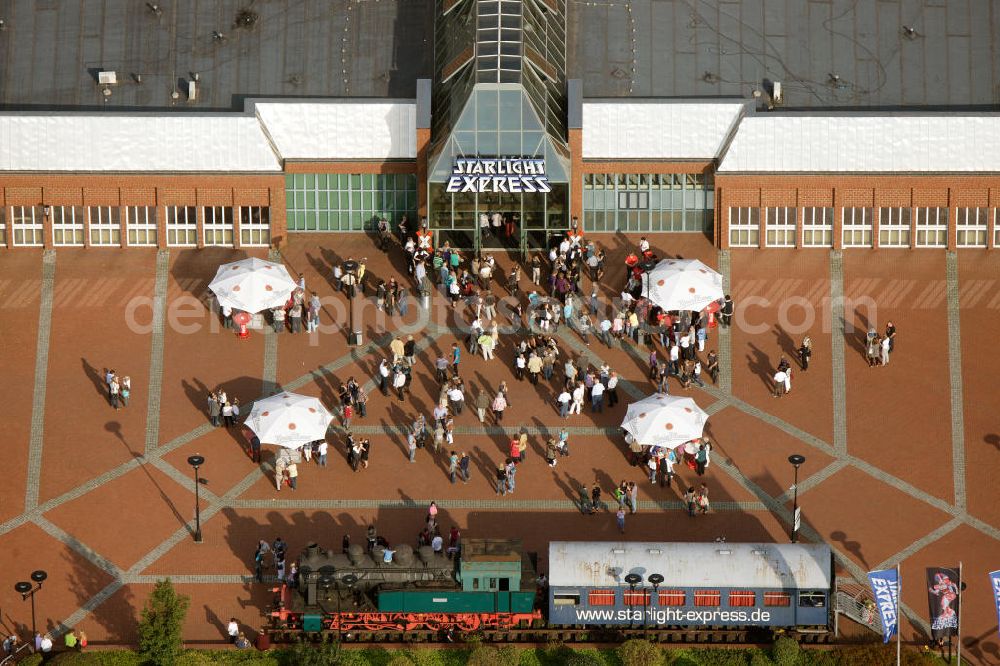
[
  {"xmin": 643, "ymin": 258, "xmax": 723, "ymax": 312},
  {"xmin": 245, "ymin": 392, "xmax": 333, "ymax": 448},
  {"xmin": 621, "ymin": 393, "xmax": 708, "ymax": 447},
  {"xmin": 208, "ymin": 257, "xmax": 298, "ymax": 313}
]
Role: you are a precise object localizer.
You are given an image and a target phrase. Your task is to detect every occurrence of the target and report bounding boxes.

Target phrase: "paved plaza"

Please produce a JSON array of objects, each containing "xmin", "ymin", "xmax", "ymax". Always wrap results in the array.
[{"xmin": 1, "ymin": 235, "xmax": 999, "ymax": 662}]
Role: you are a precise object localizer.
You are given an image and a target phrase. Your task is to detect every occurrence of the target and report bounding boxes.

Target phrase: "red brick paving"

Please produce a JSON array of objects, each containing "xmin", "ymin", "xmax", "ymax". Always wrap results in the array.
[{"xmin": 3, "ymin": 235, "xmax": 1000, "ymax": 661}]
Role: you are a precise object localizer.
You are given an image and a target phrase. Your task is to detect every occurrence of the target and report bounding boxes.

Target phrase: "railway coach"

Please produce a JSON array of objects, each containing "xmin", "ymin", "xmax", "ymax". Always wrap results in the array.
[{"xmin": 547, "ymin": 542, "xmax": 833, "ymax": 631}]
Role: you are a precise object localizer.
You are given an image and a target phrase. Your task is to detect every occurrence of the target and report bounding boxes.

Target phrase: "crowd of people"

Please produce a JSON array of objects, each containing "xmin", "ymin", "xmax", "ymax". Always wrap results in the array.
[{"xmin": 103, "ymin": 368, "xmax": 132, "ymax": 410}]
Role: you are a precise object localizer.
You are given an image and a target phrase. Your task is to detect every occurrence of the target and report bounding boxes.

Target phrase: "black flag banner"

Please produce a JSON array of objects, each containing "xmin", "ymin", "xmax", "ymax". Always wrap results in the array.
[{"xmin": 926, "ymin": 567, "xmax": 960, "ymax": 639}]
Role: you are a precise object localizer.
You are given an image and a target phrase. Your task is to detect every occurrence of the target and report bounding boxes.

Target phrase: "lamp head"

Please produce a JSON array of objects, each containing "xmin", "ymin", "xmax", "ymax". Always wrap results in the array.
[
  {"xmin": 788, "ymin": 454, "xmax": 805, "ymax": 467},
  {"xmin": 624, "ymin": 573, "xmax": 642, "ymax": 586},
  {"xmin": 30, "ymin": 570, "xmax": 47, "ymax": 584},
  {"xmin": 14, "ymin": 581, "xmax": 32, "ymax": 595},
  {"xmin": 187, "ymin": 454, "xmax": 205, "ymax": 468},
  {"xmin": 648, "ymin": 573, "xmax": 665, "ymax": 586}
]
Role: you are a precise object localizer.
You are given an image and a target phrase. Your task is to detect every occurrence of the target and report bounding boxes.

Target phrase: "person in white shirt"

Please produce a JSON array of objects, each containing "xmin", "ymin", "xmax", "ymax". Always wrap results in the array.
[
  {"xmin": 227, "ymin": 619, "xmax": 240, "ymax": 643},
  {"xmin": 431, "ymin": 533, "xmax": 444, "ymax": 556},
  {"xmin": 569, "ymin": 384, "xmax": 585, "ymax": 415},
  {"xmin": 772, "ymin": 370, "xmax": 788, "ymax": 397},
  {"xmin": 317, "ymin": 440, "xmax": 328, "ymax": 467},
  {"xmin": 638, "ymin": 237, "xmax": 650, "ymax": 253},
  {"xmin": 40, "ymin": 634, "xmax": 53, "ymax": 653},
  {"xmin": 590, "ymin": 381, "xmax": 605, "ymax": 412},
  {"xmin": 557, "ymin": 390, "xmax": 572, "ymax": 418}
]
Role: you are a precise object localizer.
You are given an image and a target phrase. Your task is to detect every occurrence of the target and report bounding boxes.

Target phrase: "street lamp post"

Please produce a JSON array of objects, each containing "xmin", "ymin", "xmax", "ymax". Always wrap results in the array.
[
  {"xmin": 788, "ymin": 454, "xmax": 806, "ymax": 543},
  {"xmin": 13, "ymin": 570, "xmax": 48, "ymax": 639},
  {"xmin": 342, "ymin": 260, "xmax": 361, "ymax": 346},
  {"xmin": 647, "ymin": 573, "xmax": 664, "ymax": 627},
  {"xmin": 187, "ymin": 455, "xmax": 205, "ymax": 543},
  {"xmin": 625, "ymin": 573, "xmax": 642, "ymax": 627}
]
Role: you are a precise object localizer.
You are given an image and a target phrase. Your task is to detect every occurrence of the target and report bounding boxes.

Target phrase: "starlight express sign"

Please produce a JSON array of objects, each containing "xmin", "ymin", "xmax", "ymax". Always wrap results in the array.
[{"xmin": 446, "ymin": 158, "xmax": 551, "ymax": 194}]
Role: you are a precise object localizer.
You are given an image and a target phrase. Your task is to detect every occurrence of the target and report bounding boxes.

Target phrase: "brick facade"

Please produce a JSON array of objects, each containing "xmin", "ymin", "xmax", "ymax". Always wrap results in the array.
[{"xmin": 716, "ymin": 174, "xmax": 1000, "ymax": 251}]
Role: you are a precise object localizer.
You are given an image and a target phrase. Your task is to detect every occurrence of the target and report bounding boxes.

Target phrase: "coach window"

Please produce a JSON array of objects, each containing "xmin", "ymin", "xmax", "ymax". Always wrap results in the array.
[
  {"xmin": 763, "ymin": 592, "xmax": 791, "ymax": 607},
  {"xmin": 658, "ymin": 590, "xmax": 685, "ymax": 606},
  {"xmin": 51, "ymin": 206, "xmax": 85, "ymax": 246},
  {"xmin": 693, "ymin": 590, "xmax": 721, "ymax": 607},
  {"xmin": 728, "ymin": 590, "xmax": 756, "ymax": 607},
  {"xmin": 764, "ymin": 207, "xmax": 796, "ymax": 247},
  {"xmin": 802, "ymin": 207, "xmax": 833, "ymax": 247},
  {"xmin": 89, "ymin": 206, "xmax": 122, "ymax": 246},
  {"xmin": 165, "ymin": 206, "xmax": 198, "ymax": 246},
  {"xmin": 956, "ymin": 208, "xmax": 989, "ymax": 248},
  {"xmin": 10, "ymin": 206, "xmax": 45, "ymax": 247},
  {"xmin": 239, "ymin": 207, "xmax": 271, "ymax": 247},
  {"xmin": 624, "ymin": 590, "xmax": 651, "ymax": 606},
  {"xmin": 554, "ymin": 593, "xmax": 580, "ymax": 606},
  {"xmin": 798, "ymin": 591, "xmax": 826, "ymax": 608},
  {"xmin": 587, "ymin": 590, "xmax": 616, "ymax": 606},
  {"xmin": 126, "ymin": 207, "xmax": 158, "ymax": 247},
  {"xmin": 842, "ymin": 207, "xmax": 873, "ymax": 248},
  {"xmin": 878, "ymin": 207, "xmax": 911, "ymax": 247},
  {"xmin": 728, "ymin": 207, "xmax": 760, "ymax": 247}
]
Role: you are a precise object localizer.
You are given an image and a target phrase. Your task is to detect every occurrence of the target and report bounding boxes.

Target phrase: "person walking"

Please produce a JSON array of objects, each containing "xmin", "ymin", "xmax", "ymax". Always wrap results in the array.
[
  {"xmin": 706, "ymin": 350, "xmax": 719, "ymax": 384},
  {"xmin": 772, "ymin": 368, "xmax": 787, "ymax": 397},
  {"xmin": 448, "ymin": 451, "xmax": 459, "ymax": 484},
  {"xmin": 684, "ymin": 487, "xmax": 697, "ymax": 517},
  {"xmin": 590, "ymin": 379, "xmax": 605, "ymax": 413},
  {"xmin": 459, "ymin": 451, "xmax": 471, "ymax": 483},
  {"xmin": 491, "ymin": 390, "xmax": 508, "ymax": 422},
  {"xmin": 798, "ymin": 336, "xmax": 813, "ymax": 371},
  {"xmin": 287, "ymin": 463, "xmax": 298, "ymax": 490},
  {"xmin": 615, "ymin": 507, "xmax": 626, "ymax": 533},
  {"xmin": 557, "ymin": 389, "xmax": 571, "ymax": 418},
  {"xmin": 697, "ymin": 483, "xmax": 710, "ymax": 514},
  {"xmin": 590, "ymin": 485, "xmax": 602, "ymax": 513},
  {"xmin": 579, "ymin": 485, "xmax": 593, "ymax": 514},
  {"xmin": 719, "ymin": 295, "xmax": 734, "ymax": 327},
  {"xmin": 696, "ymin": 443, "xmax": 708, "ymax": 476},
  {"xmin": 628, "ymin": 481, "xmax": 638, "ymax": 514},
  {"xmin": 451, "ymin": 343, "xmax": 461, "ymax": 377},
  {"xmin": 647, "ymin": 454, "xmax": 659, "ymax": 483},
  {"xmin": 475, "ymin": 388, "xmax": 490, "ymax": 423},
  {"xmin": 569, "ymin": 382, "xmax": 585, "ymax": 415},
  {"xmin": 880, "ymin": 334, "xmax": 891, "ymax": 367},
  {"xmin": 496, "ymin": 464, "xmax": 508, "ymax": 496},
  {"xmin": 407, "ymin": 431, "xmax": 417, "ymax": 463}
]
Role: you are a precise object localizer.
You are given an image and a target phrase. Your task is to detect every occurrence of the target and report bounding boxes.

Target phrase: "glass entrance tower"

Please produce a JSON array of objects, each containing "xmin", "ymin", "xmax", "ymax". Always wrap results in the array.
[{"xmin": 428, "ymin": 0, "xmax": 569, "ymax": 252}]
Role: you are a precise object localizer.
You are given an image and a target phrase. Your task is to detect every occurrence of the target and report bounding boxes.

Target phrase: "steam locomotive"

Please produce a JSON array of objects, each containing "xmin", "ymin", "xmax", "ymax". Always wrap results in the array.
[{"xmin": 264, "ymin": 538, "xmax": 834, "ymax": 643}]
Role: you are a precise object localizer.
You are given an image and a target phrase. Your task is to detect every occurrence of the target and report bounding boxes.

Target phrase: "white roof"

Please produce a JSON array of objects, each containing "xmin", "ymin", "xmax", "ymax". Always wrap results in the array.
[
  {"xmin": 548, "ymin": 541, "xmax": 831, "ymax": 589},
  {"xmin": 0, "ymin": 114, "xmax": 281, "ymax": 172},
  {"xmin": 718, "ymin": 114, "xmax": 1000, "ymax": 173},
  {"xmin": 254, "ymin": 101, "xmax": 417, "ymax": 160},
  {"xmin": 582, "ymin": 102, "xmax": 745, "ymax": 160}
]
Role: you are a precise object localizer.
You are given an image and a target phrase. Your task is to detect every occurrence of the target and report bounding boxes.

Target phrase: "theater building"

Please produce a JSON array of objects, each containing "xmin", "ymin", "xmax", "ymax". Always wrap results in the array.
[{"xmin": 0, "ymin": 1, "xmax": 998, "ymax": 252}]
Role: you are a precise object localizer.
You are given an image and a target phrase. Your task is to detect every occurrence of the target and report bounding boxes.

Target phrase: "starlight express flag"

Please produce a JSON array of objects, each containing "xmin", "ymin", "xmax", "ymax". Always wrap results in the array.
[
  {"xmin": 989, "ymin": 570, "xmax": 1000, "ymax": 640},
  {"xmin": 867, "ymin": 568, "xmax": 900, "ymax": 644},
  {"xmin": 446, "ymin": 158, "xmax": 551, "ymax": 193}
]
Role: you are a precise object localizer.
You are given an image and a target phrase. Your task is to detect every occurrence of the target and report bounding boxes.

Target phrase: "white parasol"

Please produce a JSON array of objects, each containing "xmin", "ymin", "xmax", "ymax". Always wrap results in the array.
[
  {"xmin": 245, "ymin": 392, "xmax": 333, "ymax": 448},
  {"xmin": 208, "ymin": 257, "xmax": 298, "ymax": 313},
  {"xmin": 621, "ymin": 393, "xmax": 708, "ymax": 447},
  {"xmin": 643, "ymin": 258, "xmax": 723, "ymax": 312}
]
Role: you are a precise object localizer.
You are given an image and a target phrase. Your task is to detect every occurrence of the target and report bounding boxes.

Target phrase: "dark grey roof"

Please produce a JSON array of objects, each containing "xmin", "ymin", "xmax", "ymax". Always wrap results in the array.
[
  {"xmin": 568, "ymin": 0, "xmax": 1000, "ymax": 109},
  {"xmin": 0, "ymin": 0, "xmax": 434, "ymax": 111},
  {"xmin": 0, "ymin": 0, "xmax": 997, "ymax": 111}
]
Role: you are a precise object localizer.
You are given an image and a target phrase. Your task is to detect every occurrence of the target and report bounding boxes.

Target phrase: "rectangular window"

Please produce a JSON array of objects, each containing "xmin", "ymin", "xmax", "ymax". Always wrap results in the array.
[
  {"xmin": 842, "ymin": 207, "xmax": 873, "ymax": 248},
  {"xmin": 617, "ymin": 191, "xmax": 649, "ymax": 210},
  {"xmin": 693, "ymin": 590, "xmax": 721, "ymax": 607},
  {"xmin": 88, "ymin": 206, "xmax": 121, "ymax": 246},
  {"xmin": 165, "ymin": 206, "xmax": 198, "ymax": 246},
  {"xmin": 203, "ymin": 206, "xmax": 234, "ymax": 246},
  {"xmin": 728, "ymin": 207, "xmax": 760, "ymax": 247},
  {"xmin": 914, "ymin": 207, "xmax": 948, "ymax": 248},
  {"xmin": 802, "ymin": 207, "xmax": 833, "ymax": 247},
  {"xmin": 956, "ymin": 208, "xmax": 989, "ymax": 248},
  {"xmin": 0, "ymin": 207, "xmax": 6, "ymax": 246},
  {"xmin": 763, "ymin": 592, "xmax": 792, "ymax": 607},
  {"xmin": 587, "ymin": 590, "xmax": 616, "ymax": 607},
  {"xmin": 798, "ymin": 592, "xmax": 827, "ymax": 608},
  {"xmin": 51, "ymin": 206, "xmax": 85, "ymax": 246},
  {"xmin": 553, "ymin": 594, "xmax": 580, "ymax": 607},
  {"xmin": 10, "ymin": 206, "xmax": 44, "ymax": 246},
  {"xmin": 728, "ymin": 590, "xmax": 756, "ymax": 607},
  {"xmin": 765, "ymin": 207, "xmax": 796, "ymax": 247},
  {"xmin": 658, "ymin": 590, "xmax": 686, "ymax": 607},
  {"xmin": 878, "ymin": 207, "xmax": 911, "ymax": 247},
  {"xmin": 125, "ymin": 206, "xmax": 158, "ymax": 247},
  {"xmin": 239, "ymin": 206, "xmax": 271, "ymax": 247},
  {"xmin": 623, "ymin": 590, "xmax": 651, "ymax": 606}
]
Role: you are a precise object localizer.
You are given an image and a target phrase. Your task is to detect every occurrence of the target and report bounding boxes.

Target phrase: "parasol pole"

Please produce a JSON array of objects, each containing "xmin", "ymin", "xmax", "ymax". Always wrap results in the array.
[
  {"xmin": 957, "ymin": 561, "xmax": 962, "ymax": 666},
  {"xmin": 896, "ymin": 563, "xmax": 900, "ymax": 666}
]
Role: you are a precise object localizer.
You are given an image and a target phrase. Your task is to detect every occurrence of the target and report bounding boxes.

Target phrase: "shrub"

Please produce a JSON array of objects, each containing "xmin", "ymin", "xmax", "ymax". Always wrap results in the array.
[
  {"xmin": 748, "ymin": 651, "xmax": 774, "ymax": 666},
  {"xmin": 695, "ymin": 649, "xmax": 750, "ymax": 666},
  {"xmin": 137, "ymin": 579, "xmax": 191, "ymax": 666},
  {"xmin": 465, "ymin": 644, "xmax": 519, "ymax": 666},
  {"xmin": 386, "ymin": 654, "xmax": 415, "ymax": 666},
  {"xmin": 563, "ymin": 651, "xmax": 605, "ymax": 666},
  {"xmin": 770, "ymin": 637, "xmax": 800, "ymax": 666},
  {"xmin": 618, "ymin": 639, "xmax": 665, "ymax": 666}
]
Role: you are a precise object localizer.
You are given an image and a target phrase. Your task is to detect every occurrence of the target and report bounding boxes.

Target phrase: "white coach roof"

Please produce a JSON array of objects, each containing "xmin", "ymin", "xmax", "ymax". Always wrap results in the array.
[
  {"xmin": 0, "ymin": 114, "xmax": 281, "ymax": 172},
  {"xmin": 254, "ymin": 101, "xmax": 417, "ymax": 160},
  {"xmin": 583, "ymin": 101, "xmax": 745, "ymax": 160},
  {"xmin": 548, "ymin": 542, "xmax": 832, "ymax": 589},
  {"xmin": 718, "ymin": 114, "xmax": 1000, "ymax": 173}
]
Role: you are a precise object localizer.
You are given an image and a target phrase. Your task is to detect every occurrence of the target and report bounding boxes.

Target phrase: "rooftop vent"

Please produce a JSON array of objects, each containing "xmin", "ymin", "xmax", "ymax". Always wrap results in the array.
[{"xmin": 98, "ymin": 71, "xmax": 118, "ymax": 85}]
